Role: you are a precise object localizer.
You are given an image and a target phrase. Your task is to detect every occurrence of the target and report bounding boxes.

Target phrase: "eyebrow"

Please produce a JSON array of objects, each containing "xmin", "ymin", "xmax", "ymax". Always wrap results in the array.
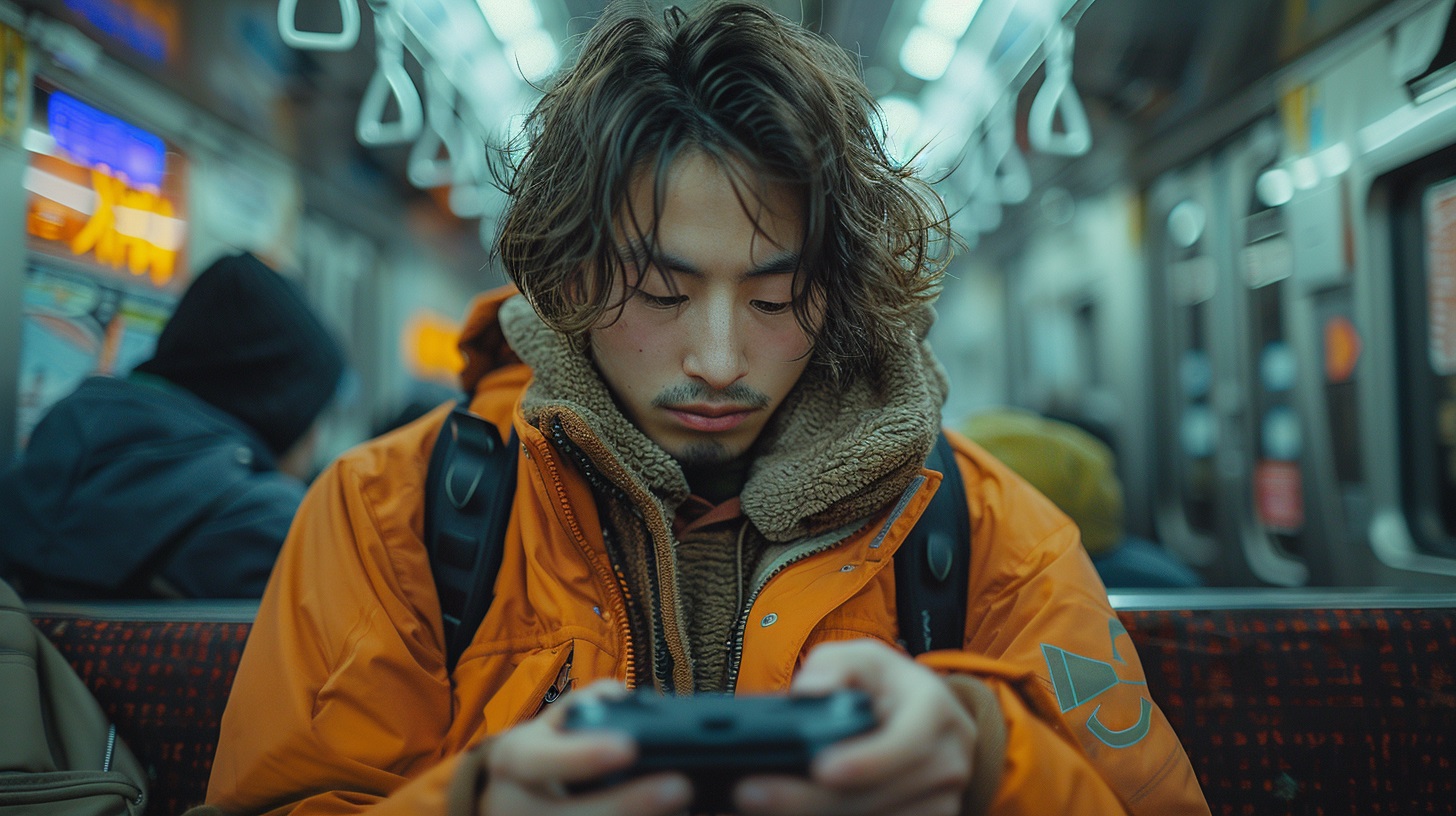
[{"xmin": 620, "ymin": 241, "xmax": 801, "ymax": 279}]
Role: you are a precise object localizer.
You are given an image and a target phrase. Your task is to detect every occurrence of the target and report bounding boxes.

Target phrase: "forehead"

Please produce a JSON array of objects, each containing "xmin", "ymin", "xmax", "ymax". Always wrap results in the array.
[{"xmin": 621, "ymin": 150, "xmax": 804, "ymax": 263}]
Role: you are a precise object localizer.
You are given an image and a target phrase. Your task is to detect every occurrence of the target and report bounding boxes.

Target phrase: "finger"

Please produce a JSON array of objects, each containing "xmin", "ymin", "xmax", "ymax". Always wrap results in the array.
[
  {"xmin": 791, "ymin": 640, "xmax": 898, "ymax": 696},
  {"xmin": 488, "ymin": 771, "xmax": 692, "ymax": 816},
  {"xmin": 738, "ymin": 747, "xmax": 968, "ymax": 816},
  {"xmin": 489, "ymin": 721, "xmax": 636, "ymax": 789},
  {"xmin": 816, "ymin": 681, "xmax": 975, "ymax": 787},
  {"xmin": 879, "ymin": 786, "xmax": 964, "ymax": 816},
  {"xmin": 558, "ymin": 772, "xmax": 693, "ymax": 816},
  {"xmin": 735, "ymin": 775, "xmax": 834, "ymax": 816}
]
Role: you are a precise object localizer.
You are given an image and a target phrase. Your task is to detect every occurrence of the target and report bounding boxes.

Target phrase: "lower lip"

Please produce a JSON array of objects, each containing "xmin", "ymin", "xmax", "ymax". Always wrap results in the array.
[{"xmin": 666, "ymin": 409, "xmax": 754, "ymax": 432}]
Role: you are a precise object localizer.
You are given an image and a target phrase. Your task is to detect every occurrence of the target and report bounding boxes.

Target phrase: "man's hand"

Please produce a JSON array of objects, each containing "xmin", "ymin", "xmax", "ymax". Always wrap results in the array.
[
  {"xmin": 479, "ymin": 680, "xmax": 692, "ymax": 816},
  {"xmin": 735, "ymin": 640, "xmax": 979, "ymax": 816}
]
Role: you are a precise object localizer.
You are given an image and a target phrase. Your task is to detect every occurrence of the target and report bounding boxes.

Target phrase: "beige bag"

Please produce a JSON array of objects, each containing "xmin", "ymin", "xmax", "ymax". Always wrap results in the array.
[{"xmin": 0, "ymin": 578, "xmax": 148, "ymax": 815}]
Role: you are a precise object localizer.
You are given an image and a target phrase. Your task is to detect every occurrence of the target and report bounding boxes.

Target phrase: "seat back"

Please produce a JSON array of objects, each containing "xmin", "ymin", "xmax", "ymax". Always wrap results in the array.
[
  {"xmin": 30, "ymin": 601, "xmax": 256, "ymax": 816},
  {"xmin": 31, "ymin": 593, "xmax": 1456, "ymax": 815},
  {"xmin": 1112, "ymin": 590, "xmax": 1456, "ymax": 814}
]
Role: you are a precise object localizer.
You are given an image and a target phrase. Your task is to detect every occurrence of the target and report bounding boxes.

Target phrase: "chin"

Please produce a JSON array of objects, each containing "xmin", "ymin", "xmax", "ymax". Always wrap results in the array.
[{"xmin": 668, "ymin": 437, "xmax": 745, "ymax": 467}]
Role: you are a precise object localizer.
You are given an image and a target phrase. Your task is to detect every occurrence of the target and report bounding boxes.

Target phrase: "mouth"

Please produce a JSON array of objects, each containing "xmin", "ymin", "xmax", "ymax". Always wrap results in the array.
[{"xmin": 664, "ymin": 404, "xmax": 758, "ymax": 432}]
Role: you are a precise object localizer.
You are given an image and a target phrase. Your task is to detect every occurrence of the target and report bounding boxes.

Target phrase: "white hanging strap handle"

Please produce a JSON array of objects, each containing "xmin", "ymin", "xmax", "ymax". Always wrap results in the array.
[
  {"xmin": 986, "ymin": 99, "xmax": 1031, "ymax": 204},
  {"xmin": 953, "ymin": 131, "xmax": 1002, "ymax": 234},
  {"xmin": 1029, "ymin": 22, "xmax": 1091, "ymax": 157},
  {"xmin": 970, "ymin": 138, "xmax": 1004, "ymax": 232},
  {"xmin": 356, "ymin": 10, "xmax": 423, "ymax": 146},
  {"xmin": 278, "ymin": 0, "xmax": 361, "ymax": 51},
  {"xmin": 450, "ymin": 136, "xmax": 490, "ymax": 218},
  {"xmin": 408, "ymin": 64, "xmax": 461, "ymax": 188}
]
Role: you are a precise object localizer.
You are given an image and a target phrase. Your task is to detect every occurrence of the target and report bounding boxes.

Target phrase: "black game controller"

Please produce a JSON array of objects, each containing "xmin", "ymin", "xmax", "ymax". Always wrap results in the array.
[{"xmin": 563, "ymin": 690, "xmax": 877, "ymax": 813}]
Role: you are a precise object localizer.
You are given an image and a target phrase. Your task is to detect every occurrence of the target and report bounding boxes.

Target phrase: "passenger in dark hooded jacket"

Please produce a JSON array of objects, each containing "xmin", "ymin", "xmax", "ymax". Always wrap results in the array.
[{"xmin": 0, "ymin": 252, "xmax": 346, "ymax": 599}]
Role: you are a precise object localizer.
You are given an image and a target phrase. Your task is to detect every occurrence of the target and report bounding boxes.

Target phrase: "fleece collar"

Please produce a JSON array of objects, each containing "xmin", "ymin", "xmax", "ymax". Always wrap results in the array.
[{"xmin": 498, "ymin": 295, "xmax": 948, "ymax": 540}]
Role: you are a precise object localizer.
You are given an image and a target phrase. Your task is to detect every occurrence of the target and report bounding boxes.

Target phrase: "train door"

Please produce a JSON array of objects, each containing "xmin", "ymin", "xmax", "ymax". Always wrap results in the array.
[
  {"xmin": 1367, "ymin": 129, "xmax": 1456, "ymax": 583},
  {"xmin": 1270, "ymin": 72, "xmax": 1381, "ymax": 587},
  {"xmin": 1224, "ymin": 119, "xmax": 1317, "ymax": 586},
  {"xmin": 1388, "ymin": 159, "xmax": 1456, "ymax": 562},
  {"xmin": 1333, "ymin": 0, "xmax": 1456, "ymax": 587},
  {"xmin": 1147, "ymin": 159, "xmax": 1237, "ymax": 582}
]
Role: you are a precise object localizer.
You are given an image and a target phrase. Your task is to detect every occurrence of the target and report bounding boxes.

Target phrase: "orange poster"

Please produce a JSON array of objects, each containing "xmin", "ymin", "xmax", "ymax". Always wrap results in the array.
[{"xmin": 23, "ymin": 88, "xmax": 189, "ymax": 292}]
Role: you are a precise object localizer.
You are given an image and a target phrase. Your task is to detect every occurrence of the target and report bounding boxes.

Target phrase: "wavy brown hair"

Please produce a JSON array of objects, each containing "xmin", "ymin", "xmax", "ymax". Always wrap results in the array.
[{"xmin": 493, "ymin": 0, "xmax": 952, "ymax": 383}]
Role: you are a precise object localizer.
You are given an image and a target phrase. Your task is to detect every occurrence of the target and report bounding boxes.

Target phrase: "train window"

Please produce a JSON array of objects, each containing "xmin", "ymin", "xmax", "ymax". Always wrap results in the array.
[
  {"xmin": 1417, "ymin": 177, "xmax": 1456, "ymax": 550},
  {"xmin": 1391, "ymin": 152, "xmax": 1456, "ymax": 557}
]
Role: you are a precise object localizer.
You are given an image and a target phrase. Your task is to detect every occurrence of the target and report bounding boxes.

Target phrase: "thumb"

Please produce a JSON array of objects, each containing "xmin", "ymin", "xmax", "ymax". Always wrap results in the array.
[{"xmin": 791, "ymin": 639, "xmax": 896, "ymax": 696}]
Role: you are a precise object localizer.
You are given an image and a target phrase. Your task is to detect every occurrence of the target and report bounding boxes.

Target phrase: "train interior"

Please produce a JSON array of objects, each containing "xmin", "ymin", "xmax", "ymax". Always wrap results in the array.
[{"xmin": 3, "ymin": 0, "xmax": 1456, "ymax": 813}]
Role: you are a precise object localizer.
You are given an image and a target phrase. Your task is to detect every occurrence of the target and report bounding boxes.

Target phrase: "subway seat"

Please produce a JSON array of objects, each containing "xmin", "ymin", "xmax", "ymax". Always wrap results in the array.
[{"xmin": 30, "ymin": 590, "xmax": 1456, "ymax": 816}]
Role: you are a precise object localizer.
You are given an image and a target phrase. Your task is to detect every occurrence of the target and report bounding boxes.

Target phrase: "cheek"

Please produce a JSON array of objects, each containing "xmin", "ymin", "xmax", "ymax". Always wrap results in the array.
[
  {"xmin": 597, "ymin": 317, "xmax": 659, "ymax": 357},
  {"xmin": 592, "ymin": 317, "xmax": 676, "ymax": 400},
  {"xmin": 757, "ymin": 322, "xmax": 816, "ymax": 363}
]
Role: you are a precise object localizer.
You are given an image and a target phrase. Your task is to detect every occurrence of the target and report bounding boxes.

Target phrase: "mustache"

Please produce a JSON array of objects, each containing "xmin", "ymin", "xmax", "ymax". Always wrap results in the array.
[{"xmin": 651, "ymin": 382, "xmax": 771, "ymax": 410}]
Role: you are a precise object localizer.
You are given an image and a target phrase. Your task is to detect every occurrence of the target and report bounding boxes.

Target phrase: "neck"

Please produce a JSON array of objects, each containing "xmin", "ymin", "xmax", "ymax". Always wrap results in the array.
[{"xmin": 681, "ymin": 455, "xmax": 751, "ymax": 503}]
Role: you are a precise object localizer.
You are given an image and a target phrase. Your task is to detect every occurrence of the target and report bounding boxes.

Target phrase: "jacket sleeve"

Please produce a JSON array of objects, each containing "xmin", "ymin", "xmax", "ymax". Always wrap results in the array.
[
  {"xmin": 161, "ymin": 473, "xmax": 306, "ymax": 597},
  {"xmin": 918, "ymin": 438, "xmax": 1210, "ymax": 816},
  {"xmin": 205, "ymin": 434, "xmax": 461, "ymax": 815}
]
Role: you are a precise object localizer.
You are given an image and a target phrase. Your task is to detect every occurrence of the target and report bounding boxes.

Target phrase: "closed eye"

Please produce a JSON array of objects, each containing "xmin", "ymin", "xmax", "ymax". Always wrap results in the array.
[
  {"xmin": 751, "ymin": 299, "xmax": 791, "ymax": 315},
  {"xmin": 638, "ymin": 291, "xmax": 688, "ymax": 309}
]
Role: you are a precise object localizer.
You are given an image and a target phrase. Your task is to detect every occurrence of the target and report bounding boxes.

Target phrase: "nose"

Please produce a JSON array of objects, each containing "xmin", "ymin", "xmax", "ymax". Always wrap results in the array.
[{"xmin": 682, "ymin": 299, "xmax": 749, "ymax": 391}]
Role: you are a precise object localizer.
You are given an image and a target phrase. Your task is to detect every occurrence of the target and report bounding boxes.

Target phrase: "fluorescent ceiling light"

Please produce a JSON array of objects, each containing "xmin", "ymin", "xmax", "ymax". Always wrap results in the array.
[
  {"xmin": 919, "ymin": 0, "xmax": 982, "ymax": 41},
  {"xmin": 1255, "ymin": 168, "xmax": 1294, "ymax": 208},
  {"xmin": 1315, "ymin": 143, "xmax": 1352, "ymax": 177},
  {"xmin": 477, "ymin": 0, "xmax": 542, "ymax": 44},
  {"xmin": 1290, "ymin": 156, "xmax": 1320, "ymax": 190},
  {"xmin": 877, "ymin": 94, "xmax": 922, "ymax": 161},
  {"xmin": 507, "ymin": 27, "xmax": 560, "ymax": 82},
  {"xmin": 900, "ymin": 26, "xmax": 957, "ymax": 81}
]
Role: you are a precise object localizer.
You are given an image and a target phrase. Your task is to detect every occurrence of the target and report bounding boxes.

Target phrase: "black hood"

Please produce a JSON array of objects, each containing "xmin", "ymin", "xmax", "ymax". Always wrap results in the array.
[{"xmin": 133, "ymin": 252, "xmax": 346, "ymax": 456}]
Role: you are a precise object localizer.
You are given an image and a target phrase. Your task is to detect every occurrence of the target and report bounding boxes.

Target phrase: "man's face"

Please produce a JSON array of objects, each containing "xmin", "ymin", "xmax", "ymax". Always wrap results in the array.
[{"xmin": 589, "ymin": 151, "xmax": 819, "ymax": 466}]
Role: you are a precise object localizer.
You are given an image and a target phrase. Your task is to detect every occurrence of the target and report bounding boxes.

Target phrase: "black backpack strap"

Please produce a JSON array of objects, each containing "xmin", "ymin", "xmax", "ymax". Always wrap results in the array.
[
  {"xmin": 424, "ymin": 403, "xmax": 518, "ymax": 673},
  {"xmin": 895, "ymin": 431, "xmax": 971, "ymax": 655}
]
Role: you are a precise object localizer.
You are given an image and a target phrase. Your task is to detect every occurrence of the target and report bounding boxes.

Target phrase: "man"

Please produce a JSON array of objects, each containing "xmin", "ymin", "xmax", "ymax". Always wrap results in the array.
[
  {"xmin": 205, "ymin": 3, "xmax": 1208, "ymax": 814},
  {"xmin": 0, "ymin": 252, "xmax": 345, "ymax": 599}
]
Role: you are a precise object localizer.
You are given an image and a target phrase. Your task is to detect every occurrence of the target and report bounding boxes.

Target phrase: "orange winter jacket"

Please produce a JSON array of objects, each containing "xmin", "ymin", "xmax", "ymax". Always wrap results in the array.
[{"xmin": 206, "ymin": 289, "xmax": 1208, "ymax": 816}]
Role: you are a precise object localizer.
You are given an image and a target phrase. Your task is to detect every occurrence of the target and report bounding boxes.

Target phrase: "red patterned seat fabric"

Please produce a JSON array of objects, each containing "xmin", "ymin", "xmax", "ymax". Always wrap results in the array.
[
  {"xmin": 31, "ymin": 601, "xmax": 1456, "ymax": 816},
  {"xmin": 31, "ymin": 605, "xmax": 254, "ymax": 816}
]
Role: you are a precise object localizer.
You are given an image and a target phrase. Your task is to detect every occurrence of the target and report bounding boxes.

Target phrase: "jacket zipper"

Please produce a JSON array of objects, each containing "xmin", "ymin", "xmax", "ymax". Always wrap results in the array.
[
  {"xmin": 103, "ymin": 725, "xmax": 117, "ymax": 772},
  {"xmin": 530, "ymin": 427, "xmax": 637, "ymax": 689},
  {"xmin": 725, "ymin": 477, "xmax": 930, "ymax": 692},
  {"xmin": 542, "ymin": 649, "xmax": 575, "ymax": 706},
  {"xmin": 547, "ymin": 412, "xmax": 692, "ymax": 693}
]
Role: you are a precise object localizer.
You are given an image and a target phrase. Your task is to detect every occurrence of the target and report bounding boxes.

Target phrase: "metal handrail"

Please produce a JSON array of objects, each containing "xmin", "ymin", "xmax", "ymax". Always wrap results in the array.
[{"xmin": 1109, "ymin": 587, "xmax": 1456, "ymax": 611}]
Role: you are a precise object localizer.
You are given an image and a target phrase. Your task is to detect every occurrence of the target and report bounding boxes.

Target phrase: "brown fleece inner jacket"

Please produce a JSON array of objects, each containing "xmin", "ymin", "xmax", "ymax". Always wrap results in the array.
[{"xmin": 500, "ymin": 293, "xmax": 949, "ymax": 690}]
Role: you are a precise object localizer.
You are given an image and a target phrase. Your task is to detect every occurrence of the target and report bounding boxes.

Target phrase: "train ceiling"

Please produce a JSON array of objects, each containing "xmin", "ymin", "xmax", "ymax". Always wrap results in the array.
[{"xmin": 15, "ymin": 0, "xmax": 1380, "ymax": 249}]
